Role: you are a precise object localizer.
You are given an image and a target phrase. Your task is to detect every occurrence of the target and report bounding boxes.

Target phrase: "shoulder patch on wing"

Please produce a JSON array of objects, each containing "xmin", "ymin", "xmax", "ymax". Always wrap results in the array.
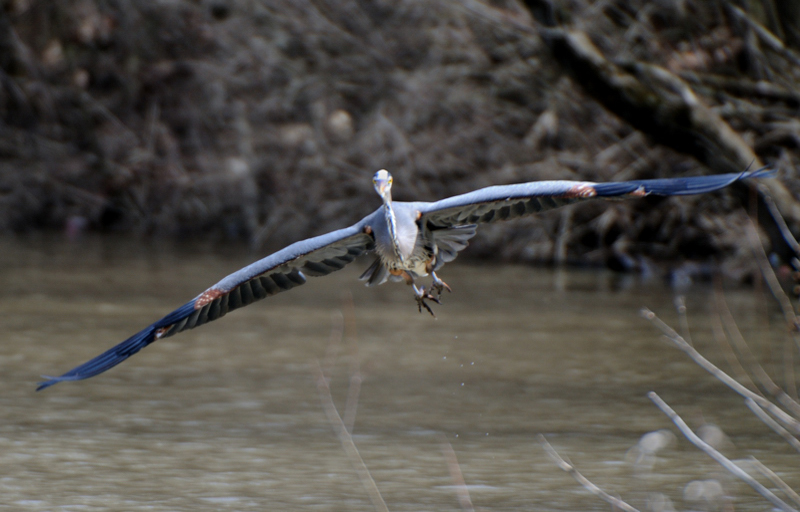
[
  {"xmin": 563, "ymin": 183, "xmax": 597, "ymax": 198},
  {"xmin": 195, "ymin": 288, "xmax": 227, "ymax": 309}
]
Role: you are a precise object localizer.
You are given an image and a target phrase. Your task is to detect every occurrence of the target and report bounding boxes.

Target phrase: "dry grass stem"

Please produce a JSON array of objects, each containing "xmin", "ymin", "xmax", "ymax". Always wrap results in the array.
[
  {"xmin": 727, "ymin": 5, "xmax": 800, "ymax": 66},
  {"xmin": 648, "ymin": 392, "xmax": 798, "ymax": 512},
  {"xmin": 455, "ymin": 0, "xmax": 535, "ymax": 35},
  {"xmin": 745, "ymin": 219, "xmax": 800, "ymax": 348},
  {"xmin": 715, "ymin": 288, "xmax": 787, "ymax": 401},
  {"xmin": 321, "ymin": 311, "xmax": 345, "ymax": 380},
  {"xmin": 641, "ymin": 308, "xmax": 800, "ymax": 434},
  {"xmin": 341, "ymin": 291, "xmax": 362, "ymax": 434},
  {"xmin": 439, "ymin": 439, "xmax": 475, "ymax": 512},
  {"xmin": 674, "ymin": 295, "xmax": 694, "ymax": 347},
  {"xmin": 343, "ymin": 367, "xmax": 362, "ymax": 434},
  {"xmin": 313, "ymin": 361, "xmax": 389, "ymax": 512},
  {"xmin": 761, "ymin": 191, "xmax": 800, "ymax": 257},
  {"xmin": 749, "ymin": 456, "xmax": 800, "ymax": 508},
  {"xmin": 710, "ymin": 285, "xmax": 759, "ymax": 392},
  {"xmin": 718, "ymin": 243, "xmax": 800, "ymax": 418},
  {"xmin": 554, "ymin": 207, "xmax": 573, "ymax": 266},
  {"xmin": 743, "ymin": 398, "xmax": 800, "ymax": 453},
  {"xmin": 786, "ymin": 340, "xmax": 799, "ymax": 403},
  {"xmin": 537, "ymin": 434, "xmax": 641, "ymax": 512}
]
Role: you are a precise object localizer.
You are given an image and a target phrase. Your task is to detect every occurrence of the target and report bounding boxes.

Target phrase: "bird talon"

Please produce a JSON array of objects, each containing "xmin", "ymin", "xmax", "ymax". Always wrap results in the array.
[
  {"xmin": 426, "ymin": 292, "xmax": 441, "ymax": 305},
  {"xmin": 430, "ymin": 282, "xmax": 450, "ymax": 298},
  {"xmin": 414, "ymin": 286, "xmax": 437, "ymax": 317},
  {"xmin": 430, "ymin": 272, "xmax": 451, "ymax": 296},
  {"xmin": 416, "ymin": 296, "xmax": 436, "ymax": 317}
]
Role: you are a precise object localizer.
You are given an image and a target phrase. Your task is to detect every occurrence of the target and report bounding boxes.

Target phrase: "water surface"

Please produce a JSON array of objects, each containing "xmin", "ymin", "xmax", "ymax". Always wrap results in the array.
[{"xmin": 0, "ymin": 235, "xmax": 796, "ymax": 511}]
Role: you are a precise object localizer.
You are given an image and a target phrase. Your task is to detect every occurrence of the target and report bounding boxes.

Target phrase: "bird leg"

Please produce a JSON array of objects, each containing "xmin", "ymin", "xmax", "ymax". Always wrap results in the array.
[
  {"xmin": 412, "ymin": 283, "xmax": 439, "ymax": 317},
  {"xmin": 429, "ymin": 271, "xmax": 451, "ymax": 300}
]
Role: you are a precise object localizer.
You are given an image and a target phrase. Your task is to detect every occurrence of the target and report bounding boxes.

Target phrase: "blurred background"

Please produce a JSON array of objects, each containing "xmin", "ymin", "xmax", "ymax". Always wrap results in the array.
[
  {"xmin": 2, "ymin": 1, "xmax": 800, "ymax": 511},
  {"xmin": 2, "ymin": 0, "xmax": 799, "ymax": 275}
]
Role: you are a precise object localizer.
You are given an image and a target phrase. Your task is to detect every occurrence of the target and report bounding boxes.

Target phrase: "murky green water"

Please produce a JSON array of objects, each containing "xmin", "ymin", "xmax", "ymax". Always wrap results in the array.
[{"xmin": 0, "ymin": 235, "xmax": 797, "ymax": 511}]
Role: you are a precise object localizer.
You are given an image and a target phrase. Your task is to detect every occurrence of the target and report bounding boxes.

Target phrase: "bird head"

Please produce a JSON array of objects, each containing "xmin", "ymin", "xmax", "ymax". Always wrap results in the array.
[{"xmin": 372, "ymin": 169, "xmax": 393, "ymax": 201}]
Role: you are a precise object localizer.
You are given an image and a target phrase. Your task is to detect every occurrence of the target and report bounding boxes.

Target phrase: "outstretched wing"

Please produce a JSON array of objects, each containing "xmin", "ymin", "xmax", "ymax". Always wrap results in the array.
[
  {"xmin": 38, "ymin": 223, "xmax": 374, "ymax": 390},
  {"xmin": 419, "ymin": 167, "xmax": 773, "ymax": 229}
]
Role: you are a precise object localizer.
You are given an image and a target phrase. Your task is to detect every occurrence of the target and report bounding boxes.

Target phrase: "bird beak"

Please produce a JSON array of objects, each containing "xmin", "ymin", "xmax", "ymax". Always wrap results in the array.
[{"xmin": 376, "ymin": 180, "xmax": 390, "ymax": 199}]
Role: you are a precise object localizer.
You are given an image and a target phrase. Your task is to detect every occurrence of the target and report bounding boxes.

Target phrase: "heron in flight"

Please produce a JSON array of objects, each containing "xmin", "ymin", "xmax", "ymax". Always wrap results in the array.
[{"xmin": 38, "ymin": 167, "xmax": 772, "ymax": 390}]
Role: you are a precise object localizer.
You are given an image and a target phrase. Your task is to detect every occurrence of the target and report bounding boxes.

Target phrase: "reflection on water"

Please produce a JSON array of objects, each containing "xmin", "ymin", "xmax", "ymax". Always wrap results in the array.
[{"xmin": 0, "ymin": 235, "xmax": 796, "ymax": 511}]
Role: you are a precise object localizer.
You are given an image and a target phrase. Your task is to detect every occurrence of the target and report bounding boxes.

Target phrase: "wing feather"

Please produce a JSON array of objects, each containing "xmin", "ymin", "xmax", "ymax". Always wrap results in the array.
[
  {"xmin": 38, "ymin": 223, "xmax": 374, "ymax": 390},
  {"xmin": 419, "ymin": 167, "xmax": 773, "ymax": 229}
]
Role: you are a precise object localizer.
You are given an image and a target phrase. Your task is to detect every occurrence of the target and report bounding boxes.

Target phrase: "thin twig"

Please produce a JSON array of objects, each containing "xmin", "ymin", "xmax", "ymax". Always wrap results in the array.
[
  {"xmin": 440, "ymin": 438, "xmax": 475, "ymax": 512},
  {"xmin": 455, "ymin": 0, "xmax": 536, "ymax": 35},
  {"xmin": 716, "ymin": 264, "xmax": 800, "ymax": 419},
  {"xmin": 341, "ymin": 291, "xmax": 362, "ymax": 434},
  {"xmin": 749, "ymin": 456, "xmax": 800, "ymax": 508},
  {"xmin": 760, "ymin": 189, "xmax": 800, "ymax": 257},
  {"xmin": 641, "ymin": 308, "xmax": 800, "ymax": 434},
  {"xmin": 313, "ymin": 361, "xmax": 389, "ymax": 512},
  {"xmin": 743, "ymin": 398, "xmax": 800, "ymax": 454},
  {"xmin": 745, "ymin": 219, "xmax": 800, "ymax": 353},
  {"xmin": 321, "ymin": 311, "xmax": 345, "ymax": 380},
  {"xmin": 786, "ymin": 338, "xmax": 799, "ymax": 403},
  {"xmin": 648, "ymin": 392, "xmax": 797, "ymax": 512},
  {"xmin": 538, "ymin": 435, "xmax": 641, "ymax": 512},
  {"xmin": 715, "ymin": 288, "xmax": 779, "ymax": 398},
  {"xmin": 710, "ymin": 283, "xmax": 759, "ymax": 392},
  {"xmin": 727, "ymin": 5, "xmax": 800, "ymax": 67},
  {"xmin": 554, "ymin": 207, "xmax": 573, "ymax": 266},
  {"xmin": 674, "ymin": 295, "xmax": 693, "ymax": 347}
]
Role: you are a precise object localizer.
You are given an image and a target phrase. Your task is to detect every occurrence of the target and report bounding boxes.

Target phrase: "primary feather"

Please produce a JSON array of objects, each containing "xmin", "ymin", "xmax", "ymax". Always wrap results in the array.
[{"xmin": 38, "ymin": 166, "xmax": 772, "ymax": 390}]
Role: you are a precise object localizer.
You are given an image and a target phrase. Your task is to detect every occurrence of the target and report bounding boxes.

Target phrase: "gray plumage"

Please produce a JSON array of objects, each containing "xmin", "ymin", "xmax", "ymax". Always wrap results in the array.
[{"xmin": 37, "ymin": 166, "xmax": 772, "ymax": 390}]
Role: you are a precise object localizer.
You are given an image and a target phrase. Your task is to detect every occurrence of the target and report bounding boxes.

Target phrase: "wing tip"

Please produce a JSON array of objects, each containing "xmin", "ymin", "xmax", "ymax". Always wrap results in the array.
[
  {"xmin": 36, "ymin": 380, "xmax": 55, "ymax": 392},
  {"xmin": 36, "ymin": 375, "xmax": 73, "ymax": 391},
  {"xmin": 741, "ymin": 165, "xmax": 776, "ymax": 180},
  {"xmin": 34, "ymin": 322, "xmax": 163, "ymax": 392}
]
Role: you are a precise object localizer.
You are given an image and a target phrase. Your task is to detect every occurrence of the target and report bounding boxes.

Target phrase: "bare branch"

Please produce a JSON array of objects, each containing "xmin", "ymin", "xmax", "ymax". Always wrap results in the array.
[
  {"xmin": 715, "ymin": 289, "xmax": 800, "ymax": 417},
  {"xmin": 744, "ymin": 398, "xmax": 800, "ymax": 454},
  {"xmin": 745, "ymin": 218, "xmax": 800, "ymax": 357},
  {"xmin": 538, "ymin": 434, "xmax": 641, "ymax": 512},
  {"xmin": 674, "ymin": 295, "xmax": 694, "ymax": 347},
  {"xmin": 760, "ymin": 188, "xmax": 800, "ymax": 257},
  {"xmin": 727, "ymin": 5, "xmax": 800, "ymax": 67},
  {"xmin": 440, "ymin": 439, "xmax": 475, "ymax": 512},
  {"xmin": 749, "ymin": 456, "xmax": 800, "ymax": 508},
  {"xmin": 746, "ymin": 217, "xmax": 800, "ymax": 327},
  {"xmin": 313, "ymin": 361, "xmax": 389, "ymax": 512},
  {"xmin": 539, "ymin": 27, "xmax": 760, "ymax": 174},
  {"xmin": 710, "ymin": 284, "xmax": 760, "ymax": 392},
  {"xmin": 785, "ymin": 339, "xmax": 799, "ymax": 403},
  {"xmin": 321, "ymin": 311, "xmax": 345, "ymax": 380},
  {"xmin": 641, "ymin": 308, "xmax": 800, "ymax": 434},
  {"xmin": 648, "ymin": 392, "xmax": 797, "ymax": 512},
  {"xmin": 341, "ymin": 291, "xmax": 362, "ymax": 434}
]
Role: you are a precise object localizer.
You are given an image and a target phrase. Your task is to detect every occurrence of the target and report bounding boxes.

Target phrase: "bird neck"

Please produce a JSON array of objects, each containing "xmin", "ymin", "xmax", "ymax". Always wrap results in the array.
[{"xmin": 382, "ymin": 197, "xmax": 404, "ymax": 263}]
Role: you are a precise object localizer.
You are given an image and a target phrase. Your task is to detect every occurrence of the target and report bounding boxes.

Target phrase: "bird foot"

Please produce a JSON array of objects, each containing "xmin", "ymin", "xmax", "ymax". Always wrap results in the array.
[
  {"xmin": 414, "ymin": 285, "xmax": 440, "ymax": 317},
  {"xmin": 430, "ymin": 275, "xmax": 451, "ymax": 299}
]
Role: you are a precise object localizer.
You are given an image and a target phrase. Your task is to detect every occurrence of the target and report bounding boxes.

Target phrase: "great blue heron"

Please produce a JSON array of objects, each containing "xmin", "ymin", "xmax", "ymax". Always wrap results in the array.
[{"xmin": 37, "ymin": 167, "xmax": 772, "ymax": 390}]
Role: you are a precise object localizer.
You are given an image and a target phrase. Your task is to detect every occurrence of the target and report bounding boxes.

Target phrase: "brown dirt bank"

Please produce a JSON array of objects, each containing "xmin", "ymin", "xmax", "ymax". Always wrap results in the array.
[{"xmin": 2, "ymin": 0, "xmax": 799, "ymax": 279}]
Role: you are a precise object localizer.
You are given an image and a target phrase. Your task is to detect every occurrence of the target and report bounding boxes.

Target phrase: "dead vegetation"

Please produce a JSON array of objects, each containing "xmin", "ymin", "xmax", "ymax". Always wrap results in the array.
[
  {"xmin": 1, "ymin": 0, "xmax": 798, "ymax": 277},
  {"xmin": 540, "ymin": 215, "xmax": 800, "ymax": 511},
  {"xmin": 312, "ymin": 226, "xmax": 800, "ymax": 510}
]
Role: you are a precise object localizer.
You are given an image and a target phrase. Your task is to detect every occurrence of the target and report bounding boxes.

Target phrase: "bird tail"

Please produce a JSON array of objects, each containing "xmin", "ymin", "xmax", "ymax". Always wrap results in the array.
[{"xmin": 359, "ymin": 257, "xmax": 390, "ymax": 286}]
